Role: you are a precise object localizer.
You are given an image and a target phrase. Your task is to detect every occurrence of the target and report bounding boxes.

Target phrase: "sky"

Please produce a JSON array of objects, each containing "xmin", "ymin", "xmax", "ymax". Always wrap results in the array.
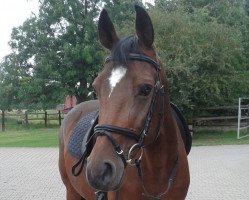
[
  {"xmin": 0, "ymin": 0, "xmax": 39, "ymax": 62},
  {"xmin": 0, "ymin": 0, "xmax": 154, "ymax": 63}
]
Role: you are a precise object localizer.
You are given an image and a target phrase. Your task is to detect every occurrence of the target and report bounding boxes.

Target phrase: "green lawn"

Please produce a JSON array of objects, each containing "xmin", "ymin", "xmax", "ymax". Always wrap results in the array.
[
  {"xmin": 0, "ymin": 128, "xmax": 249, "ymax": 147},
  {"xmin": 192, "ymin": 130, "xmax": 249, "ymax": 146},
  {"xmin": 0, "ymin": 127, "xmax": 59, "ymax": 147}
]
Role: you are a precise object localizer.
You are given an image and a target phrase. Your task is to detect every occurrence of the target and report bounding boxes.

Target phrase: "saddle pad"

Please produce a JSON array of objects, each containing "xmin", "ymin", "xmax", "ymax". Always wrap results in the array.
[
  {"xmin": 68, "ymin": 110, "xmax": 98, "ymax": 159},
  {"xmin": 170, "ymin": 103, "xmax": 192, "ymax": 155}
]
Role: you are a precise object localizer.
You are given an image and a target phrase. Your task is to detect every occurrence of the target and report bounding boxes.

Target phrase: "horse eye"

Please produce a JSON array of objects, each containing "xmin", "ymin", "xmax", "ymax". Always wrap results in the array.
[{"xmin": 138, "ymin": 84, "xmax": 152, "ymax": 96}]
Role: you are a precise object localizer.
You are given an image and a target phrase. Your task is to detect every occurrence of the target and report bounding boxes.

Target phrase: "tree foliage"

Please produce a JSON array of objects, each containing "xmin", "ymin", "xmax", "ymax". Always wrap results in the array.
[
  {"xmin": 0, "ymin": 0, "xmax": 249, "ymax": 116},
  {"xmin": 151, "ymin": 0, "xmax": 249, "ymax": 116},
  {"xmin": 1, "ymin": 0, "xmax": 104, "ymax": 110}
]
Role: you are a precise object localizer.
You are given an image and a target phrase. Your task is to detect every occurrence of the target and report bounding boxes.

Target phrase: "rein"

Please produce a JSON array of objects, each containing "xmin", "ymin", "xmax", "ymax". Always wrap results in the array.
[{"xmin": 135, "ymin": 156, "xmax": 178, "ymax": 200}]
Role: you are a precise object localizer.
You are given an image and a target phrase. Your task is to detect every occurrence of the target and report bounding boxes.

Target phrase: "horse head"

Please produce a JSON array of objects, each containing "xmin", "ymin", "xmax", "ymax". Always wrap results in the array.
[{"xmin": 86, "ymin": 5, "xmax": 167, "ymax": 192}]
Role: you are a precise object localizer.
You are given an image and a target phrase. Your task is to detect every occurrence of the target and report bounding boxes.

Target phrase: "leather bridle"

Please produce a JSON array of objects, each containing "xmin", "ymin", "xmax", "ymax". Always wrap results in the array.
[
  {"xmin": 94, "ymin": 52, "xmax": 165, "ymax": 166},
  {"xmin": 72, "ymin": 53, "xmax": 178, "ymax": 200}
]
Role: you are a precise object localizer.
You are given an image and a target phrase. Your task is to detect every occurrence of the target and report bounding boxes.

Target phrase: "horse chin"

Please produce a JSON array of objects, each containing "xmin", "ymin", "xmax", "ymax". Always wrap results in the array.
[
  {"xmin": 104, "ymin": 172, "xmax": 124, "ymax": 192},
  {"xmin": 88, "ymin": 172, "xmax": 124, "ymax": 192}
]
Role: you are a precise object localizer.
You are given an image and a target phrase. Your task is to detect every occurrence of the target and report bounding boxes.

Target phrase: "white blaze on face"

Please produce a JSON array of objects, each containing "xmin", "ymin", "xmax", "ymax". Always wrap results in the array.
[{"xmin": 108, "ymin": 66, "xmax": 127, "ymax": 97}]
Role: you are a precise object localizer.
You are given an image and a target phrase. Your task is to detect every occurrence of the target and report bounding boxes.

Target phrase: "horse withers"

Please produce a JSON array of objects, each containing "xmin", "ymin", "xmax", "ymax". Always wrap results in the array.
[{"xmin": 59, "ymin": 5, "xmax": 190, "ymax": 200}]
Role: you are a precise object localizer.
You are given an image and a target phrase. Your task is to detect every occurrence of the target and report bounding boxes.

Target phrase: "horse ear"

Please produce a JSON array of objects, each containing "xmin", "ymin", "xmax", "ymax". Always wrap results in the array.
[
  {"xmin": 135, "ymin": 5, "xmax": 154, "ymax": 48},
  {"xmin": 98, "ymin": 9, "xmax": 119, "ymax": 50}
]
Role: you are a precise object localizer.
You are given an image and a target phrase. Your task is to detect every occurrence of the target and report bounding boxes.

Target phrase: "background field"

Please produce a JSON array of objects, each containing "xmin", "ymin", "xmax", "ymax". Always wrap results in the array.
[
  {"xmin": 0, "ymin": 127, "xmax": 59, "ymax": 147},
  {"xmin": 0, "ymin": 125, "xmax": 249, "ymax": 147}
]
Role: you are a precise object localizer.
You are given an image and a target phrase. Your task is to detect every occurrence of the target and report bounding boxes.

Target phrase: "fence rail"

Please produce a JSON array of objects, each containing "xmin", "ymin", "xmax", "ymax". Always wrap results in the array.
[
  {"xmin": 192, "ymin": 103, "xmax": 249, "ymax": 135},
  {"xmin": 0, "ymin": 110, "xmax": 64, "ymax": 132},
  {"xmin": 1, "ymin": 103, "xmax": 249, "ymax": 137}
]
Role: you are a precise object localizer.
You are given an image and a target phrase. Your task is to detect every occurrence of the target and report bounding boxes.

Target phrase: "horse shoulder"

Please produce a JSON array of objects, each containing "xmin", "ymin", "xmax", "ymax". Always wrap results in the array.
[
  {"xmin": 60, "ymin": 100, "xmax": 99, "ymax": 143},
  {"xmin": 59, "ymin": 100, "xmax": 99, "ymax": 199}
]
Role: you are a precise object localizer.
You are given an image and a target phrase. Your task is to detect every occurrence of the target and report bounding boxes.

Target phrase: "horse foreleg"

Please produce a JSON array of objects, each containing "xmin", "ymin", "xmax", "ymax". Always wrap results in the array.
[
  {"xmin": 60, "ymin": 159, "xmax": 84, "ymax": 200},
  {"xmin": 60, "ymin": 161, "xmax": 84, "ymax": 200},
  {"xmin": 59, "ymin": 139, "xmax": 84, "ymax": 200}
]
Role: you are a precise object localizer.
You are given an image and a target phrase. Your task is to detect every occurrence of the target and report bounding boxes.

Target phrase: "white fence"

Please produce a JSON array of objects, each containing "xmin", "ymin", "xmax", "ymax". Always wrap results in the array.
[{"xmin": 237, "ymin": 97, "xmax": 249, "ymax": 139}]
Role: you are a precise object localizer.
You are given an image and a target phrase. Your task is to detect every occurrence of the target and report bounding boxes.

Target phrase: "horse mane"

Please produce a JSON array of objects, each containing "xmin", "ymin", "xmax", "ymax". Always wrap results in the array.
[{"xmin": 110, "ymin": 36, "xmax": 140, "ymax": 65}]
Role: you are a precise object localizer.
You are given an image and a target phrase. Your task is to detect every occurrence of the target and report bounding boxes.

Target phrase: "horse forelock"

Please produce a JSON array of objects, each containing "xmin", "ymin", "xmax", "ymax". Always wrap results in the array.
[{"xmin": 110, "ymin": 36, "xmax": 140, "ymax": 66}]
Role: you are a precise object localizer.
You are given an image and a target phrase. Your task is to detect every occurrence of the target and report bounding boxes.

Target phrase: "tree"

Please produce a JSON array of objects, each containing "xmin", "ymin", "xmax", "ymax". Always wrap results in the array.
[
  {"xmin": 0, "ymin": 55, "xmax": 22, "ymax": 110},
  {"xmin": 2, "ymin": 0, "xmax": 249, "ymax": 115},
  {"xmin": 7, "ymin": 0, "xmax": 104, "ymax": 107},
  {"xmin": 246, "ymin": 0, "xmax": 249, "ymax": 15},
  {"xmin": 151, "ymin": 1, "xmax": 248, "ymax": 116},
  {"xmin": 3, "ymin": 0, "xmax": 150, "ymax": 109}
]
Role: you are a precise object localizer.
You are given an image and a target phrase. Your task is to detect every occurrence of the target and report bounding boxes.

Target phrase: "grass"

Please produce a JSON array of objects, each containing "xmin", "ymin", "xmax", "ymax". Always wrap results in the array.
[
  {"xmin": 0, "ymin": 127, "xmax": 59, "ymax": 147},
  {"xmin": 1, "ymin": 125, "xmax": 249, "ymax": 147},
  {"xmin": 192, "ymin": 130, "xmax": 249, "ymax": 146}
]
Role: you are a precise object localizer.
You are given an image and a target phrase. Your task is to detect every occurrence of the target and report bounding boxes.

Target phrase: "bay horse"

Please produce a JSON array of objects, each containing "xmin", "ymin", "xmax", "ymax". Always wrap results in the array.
[{"xmin": 59, "ymin": 5, "xmax": 190, "ymax": 200}]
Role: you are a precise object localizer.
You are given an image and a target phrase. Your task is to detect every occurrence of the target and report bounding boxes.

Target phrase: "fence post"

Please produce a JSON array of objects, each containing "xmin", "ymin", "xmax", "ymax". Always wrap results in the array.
[
  {"xmin": 1, "ymin": 110, "xmax": 5, "ymax": 132},
  {"xmin": 25, "ymin": 111, "xmax": 28, "ymax": 125},
  {"xmin": 247, "ymin": 106, "xmax": 249, "ymax": 134},
  {"xmin": 45, "ymin": 111, "xmax": 48, "ymax": 127},
  {"xmin": 58, "ymin": 111, "xmax": 62, "ymax": 126}
]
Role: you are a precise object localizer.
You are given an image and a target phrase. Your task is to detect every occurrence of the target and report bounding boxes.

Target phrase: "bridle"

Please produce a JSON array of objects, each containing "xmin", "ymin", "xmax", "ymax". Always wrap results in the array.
[
  {"xmin": 94, "ymin": 52, "xmax": 165, "ymax": 166},
  {"xmin": 72, "ymin": 52, "xmax": 178, "ymax": 200}
]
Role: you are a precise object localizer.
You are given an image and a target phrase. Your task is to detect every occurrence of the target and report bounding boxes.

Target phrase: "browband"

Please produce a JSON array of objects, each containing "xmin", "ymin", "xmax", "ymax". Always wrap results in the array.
[{"xmin": 105, "ymin": 53, "xmax": 160, "ymax": 71}]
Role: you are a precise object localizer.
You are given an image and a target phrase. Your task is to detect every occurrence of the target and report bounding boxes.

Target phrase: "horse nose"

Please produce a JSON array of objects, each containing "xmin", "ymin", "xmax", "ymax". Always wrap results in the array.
[
  {"xmin": 86, "ymin": 160, "xmax": 115, "ymax": 190},
  {"xmin": 101, "ymin": 162, "xmax": 113, "ymax": 183}
]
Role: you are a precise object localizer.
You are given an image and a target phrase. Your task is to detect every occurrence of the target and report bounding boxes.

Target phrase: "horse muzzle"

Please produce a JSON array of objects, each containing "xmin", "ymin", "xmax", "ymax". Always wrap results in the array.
[
  {"xmin": 86, "ymin": 150, "xmax": 124, "ymax": 191},
  {"xmin": 85, "ymin": 125, "xmax": 140, "ymax": 191}
]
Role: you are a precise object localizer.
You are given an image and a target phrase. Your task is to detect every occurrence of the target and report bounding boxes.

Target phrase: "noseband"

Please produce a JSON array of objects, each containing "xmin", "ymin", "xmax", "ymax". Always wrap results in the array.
[{"xmin": 94, "ymin": 53, "xmax": 165, "ymax": 166}]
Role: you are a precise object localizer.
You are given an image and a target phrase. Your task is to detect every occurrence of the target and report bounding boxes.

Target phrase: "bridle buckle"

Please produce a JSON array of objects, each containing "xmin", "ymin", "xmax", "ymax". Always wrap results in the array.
[{"xmin": 116, "ymin": 149, "xmax": 124, "ymax": 155}]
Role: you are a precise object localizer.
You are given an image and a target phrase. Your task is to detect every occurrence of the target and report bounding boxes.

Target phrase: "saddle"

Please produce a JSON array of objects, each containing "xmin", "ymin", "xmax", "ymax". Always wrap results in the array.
[{"xmin": 67, "ymin": 103, "xmax": 192, "ymax": 160}]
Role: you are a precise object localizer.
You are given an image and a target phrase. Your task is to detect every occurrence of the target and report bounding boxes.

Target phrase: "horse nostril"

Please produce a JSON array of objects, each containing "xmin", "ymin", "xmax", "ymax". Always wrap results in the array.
[{"xmin": 102, "ymin": 162, "xmax": 114, "ymax": 183}]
